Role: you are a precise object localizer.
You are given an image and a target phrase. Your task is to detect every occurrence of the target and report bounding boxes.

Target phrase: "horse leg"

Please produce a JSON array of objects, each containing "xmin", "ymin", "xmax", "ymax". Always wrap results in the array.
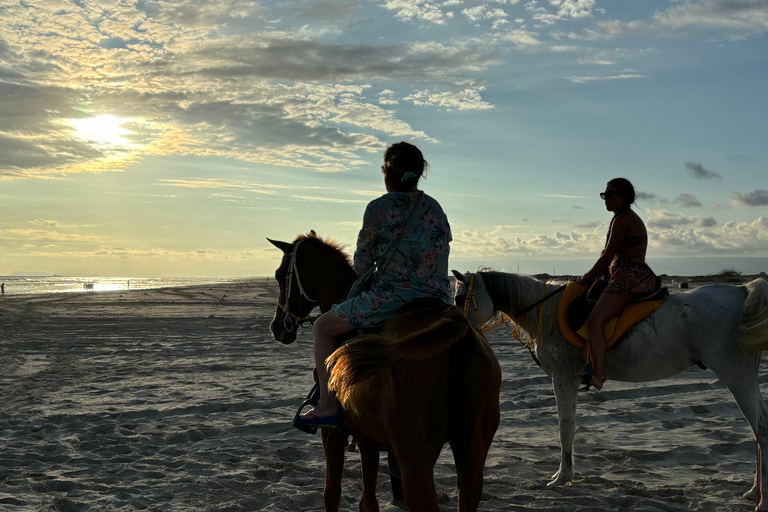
[
  {"xmin": 387, "ymin": 436, "xmax": 442, "ymax": 512},
  {"xmin": 358, "ymin": 445, "xmax": 380, "ymax": 512},
  {"xmin": 548, "ymin": 373, "xmax": 578, "ymax": 486},
  {"xmin": 448, "ymin": 374, "xmax": 500, "ymax": 511},
  {"xmin": 397, "ymin": 458, "xmax": 441, "ymax": 512},
  {"xmin": 712, "ymin": 353, "xmax": 768, "ymax": 511},
  {"xmin": 450, "ymin": 410, "xmax": 499, "ymax": 511},
  {"xmin": 387, "ymin": 452, "xmax": 405, "ymax": 503},
  {"xmin": 322, "ymin": 428, "xmax": 347, "ymax": 512}
]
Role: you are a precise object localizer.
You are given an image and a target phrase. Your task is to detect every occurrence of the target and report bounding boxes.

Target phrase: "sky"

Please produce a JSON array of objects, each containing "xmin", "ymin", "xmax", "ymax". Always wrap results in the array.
[{"xmin": 0, "ymin": 0, "xmax": 766, "ymax": 278}]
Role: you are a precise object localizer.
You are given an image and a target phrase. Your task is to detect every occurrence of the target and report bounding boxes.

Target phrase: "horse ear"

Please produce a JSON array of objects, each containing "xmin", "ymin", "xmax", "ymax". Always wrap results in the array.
[
  {"xmin": 309, "ymin": 230, "xmax": 317, "ymax": 237},
  {"xmin": 267, "ymin": 238, "xmax": 293, "ymax": 253},
  {"xmin": 452, "ymin": 270, "xmax": 468, "ymax": 284}
]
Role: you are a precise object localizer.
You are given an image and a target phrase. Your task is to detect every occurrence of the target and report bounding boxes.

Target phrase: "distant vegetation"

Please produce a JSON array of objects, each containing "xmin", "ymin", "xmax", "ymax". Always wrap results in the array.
[
  {"xmin": 680, "ymin": 268, "xmax": 745, "ymax": 283},
  {"xmin": 713, "ymin": 268, "xmax": 743, "ymax": 278}
]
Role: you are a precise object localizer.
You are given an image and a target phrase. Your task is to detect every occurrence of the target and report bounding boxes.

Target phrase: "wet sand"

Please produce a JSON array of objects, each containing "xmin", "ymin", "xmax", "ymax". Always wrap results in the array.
[{"xmin": 0, "ymin": 276, "xmax": 766, "ymax": 511}]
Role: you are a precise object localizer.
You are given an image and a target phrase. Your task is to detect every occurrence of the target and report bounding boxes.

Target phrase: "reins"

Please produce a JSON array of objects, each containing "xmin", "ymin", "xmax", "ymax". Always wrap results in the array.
[{"xmin": 277, "ymin": 240, "xmax": 320, "ymax": 332}]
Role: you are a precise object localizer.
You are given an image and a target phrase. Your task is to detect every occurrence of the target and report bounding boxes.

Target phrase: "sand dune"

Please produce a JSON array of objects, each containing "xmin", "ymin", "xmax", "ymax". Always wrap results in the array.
[{"xmin": 0, "ymin": 276, "xmax": 766, "ymax": 511}]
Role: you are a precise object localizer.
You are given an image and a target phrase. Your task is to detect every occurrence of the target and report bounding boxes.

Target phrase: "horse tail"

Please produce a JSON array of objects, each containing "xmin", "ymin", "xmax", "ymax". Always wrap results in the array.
[
  {"xmin": 738, "ymin": 278, "xmax": 768, "ymax": 351},
  {"xmin": 327, "ymin": 334, "xmax": 391, "ymax": 412},
  {"xmin": 327, "ymin": 308, "xmax": 470, "ymax": 416}
]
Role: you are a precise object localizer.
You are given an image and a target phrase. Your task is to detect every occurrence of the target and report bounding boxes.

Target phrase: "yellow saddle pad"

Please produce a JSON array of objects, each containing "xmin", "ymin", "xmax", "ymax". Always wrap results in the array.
[{"xmin": 557, "ymin": 281, "xmax": 667, "ymax": 350}]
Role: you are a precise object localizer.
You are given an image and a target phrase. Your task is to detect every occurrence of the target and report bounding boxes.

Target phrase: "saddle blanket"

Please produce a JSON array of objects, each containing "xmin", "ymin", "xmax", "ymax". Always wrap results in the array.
[{"xmin": 556, "ymin": 280, "xmax": 668, "ymax": 350}]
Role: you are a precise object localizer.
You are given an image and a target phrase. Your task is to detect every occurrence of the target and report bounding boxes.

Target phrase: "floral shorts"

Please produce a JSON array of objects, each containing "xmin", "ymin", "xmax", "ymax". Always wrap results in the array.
[{"xmin": 604, "ymin": 257, "xmax": 657, "ymax": 295}]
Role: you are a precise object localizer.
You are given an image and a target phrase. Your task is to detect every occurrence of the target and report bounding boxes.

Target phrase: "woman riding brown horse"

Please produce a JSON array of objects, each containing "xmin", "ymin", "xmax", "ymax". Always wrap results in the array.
[{"xmin": 268, "ymin": 232, "xmax": 501, "ymax": 512}]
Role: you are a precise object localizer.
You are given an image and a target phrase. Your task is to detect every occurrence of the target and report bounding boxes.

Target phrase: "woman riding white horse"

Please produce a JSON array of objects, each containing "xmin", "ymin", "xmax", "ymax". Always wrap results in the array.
[
  {"xmin": 453, "ymin": 269, "xmax": 768, "ymax": 510},
  {"xmin": 576, "ymin": 177, "xmax": 657, "ymax": 391}
]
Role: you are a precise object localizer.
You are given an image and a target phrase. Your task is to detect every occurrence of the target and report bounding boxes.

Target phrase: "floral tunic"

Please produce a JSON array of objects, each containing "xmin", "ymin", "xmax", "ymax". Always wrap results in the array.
[{"xmin": 331, "ymin": 191, "xmax": 452, "ymax": 329}]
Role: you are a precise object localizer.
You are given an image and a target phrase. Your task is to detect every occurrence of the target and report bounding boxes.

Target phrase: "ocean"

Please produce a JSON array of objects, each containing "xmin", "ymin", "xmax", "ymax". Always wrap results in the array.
[{"xmin": 0, "ymin": 276, "xmax": 258, "ymax": 296}]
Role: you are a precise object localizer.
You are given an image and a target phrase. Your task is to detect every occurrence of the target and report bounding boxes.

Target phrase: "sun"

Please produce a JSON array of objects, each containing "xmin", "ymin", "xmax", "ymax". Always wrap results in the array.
[{"xmin": 69, "ymin": 114, "xmax": 134, "ymax": 147}]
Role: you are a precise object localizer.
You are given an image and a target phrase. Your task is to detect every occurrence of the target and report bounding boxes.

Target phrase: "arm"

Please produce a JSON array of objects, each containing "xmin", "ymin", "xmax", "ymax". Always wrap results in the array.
[
  {"xmin": 353, "ymin": 202, "xmax": 378, "ymax": 276},
  {"xmin": 577, "ymin": 215, "xmax": 629, "ymax": 285}
]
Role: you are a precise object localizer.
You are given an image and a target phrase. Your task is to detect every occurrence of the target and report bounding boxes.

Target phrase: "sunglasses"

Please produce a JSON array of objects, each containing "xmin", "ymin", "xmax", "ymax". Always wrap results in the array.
[{"xmin": 600, "ymin": 190, "xmax": 618, "ymax": 200}]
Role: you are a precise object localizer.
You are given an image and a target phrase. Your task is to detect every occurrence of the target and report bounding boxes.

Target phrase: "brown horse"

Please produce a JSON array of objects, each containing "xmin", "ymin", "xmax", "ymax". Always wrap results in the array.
[{"xmin": 268, "ymin": 231, "xmax": 501, "ymax": 512}]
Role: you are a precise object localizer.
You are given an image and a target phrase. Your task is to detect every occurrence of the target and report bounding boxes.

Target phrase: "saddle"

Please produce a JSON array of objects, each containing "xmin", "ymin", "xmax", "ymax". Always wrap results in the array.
[{"xmin": 557, "ymin": 278, "xmax": 668, "ymax": 350}]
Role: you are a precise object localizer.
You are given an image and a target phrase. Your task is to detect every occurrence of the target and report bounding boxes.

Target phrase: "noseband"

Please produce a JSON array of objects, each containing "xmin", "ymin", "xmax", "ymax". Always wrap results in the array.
[{"xmin": 277, "ymin": 240, "xmax": 319, "ymax": 332}]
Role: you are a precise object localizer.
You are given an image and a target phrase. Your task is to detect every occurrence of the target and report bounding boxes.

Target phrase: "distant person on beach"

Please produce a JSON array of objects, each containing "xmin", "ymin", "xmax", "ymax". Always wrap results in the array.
[
  {"xmin": 576, "ymin": 178, "xmax": 657, "ymax": 390},
  {"xmin": 297, "ymin": 141, "xmax": 453, "ymax": 427},
  {"xmin": 1, "ymin": 283, "xmax": 4, "ymax": 295}
]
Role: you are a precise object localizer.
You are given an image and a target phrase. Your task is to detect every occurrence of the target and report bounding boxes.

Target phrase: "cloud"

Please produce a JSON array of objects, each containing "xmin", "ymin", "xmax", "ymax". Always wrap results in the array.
[
  {"xmin": 674, "ymin": 193, "xmax": 703, "ymax": 208},
  {"xmin": 289, "ymin": 0, "xmax": 363, "ymax": 20},
  {"xmin": 577, "ymin": 58, "xmax": 616, "ymax": 65},
  {"xmin": 452, "ymin": 224, "xmax": 605, "ymax": 259},
  {"xmin": 29, "ymin": 219, "xmax": 96, "ymax": 228},
  {"xmin": 384, "ymin": 0, "xmax": 451, "ymax": 25},
  {"xmin": 551, "ymin": 0, "xmax": 600, "ymax": 20},
  {"xmin": 404, "ymin": 87, "xmax": 493, "ymax": 110},
  {"xmin": 497, "ymin": 29, "xmax": 543, "ymax": 46},
  {"xmin": 647, "ymin": 209, "xmax": 717, "ymax": 229},
  {"xmin": 635, "ymin": 191, "xmax": 658, "ymax": 202},
  {"xmin": 0, "ymin": 1, "xmax": 505, "ymax": 179},
  {"xmin": 291, "ymin": 195, "xmax": 368, "ymax": 203},
  {"xmin": 684, "ymin": 161, "xmax": 721, "ymax": 179},
  {"xmin": 545, "ymin": 193, "xmax": 588, "ymax": 199},
  {"xmin": 598, "ymin": 0, "xmax": 768, "ymax": 40},
  {"xmin": 731, "ymin": 189, "xmax": 768, "ymax": 208},
  {"xmin": 649, "ymin": 216, "xmax": 768, "ymax": 256},
  {"xmin": 158, "ymin": 178, "xmax": 291, "ymax": 196},
  {"xmin": 567, "ymin": 73, "xmax": 647, "ymax": 83},
  {"xmin": 1, "ymin": 228, "xmax": 101, "ymax": 243},
  {"xmin": 378, "ymin": 89, "xmax": 400, "ymax": 105},
  {"xmin": 462, "ymin": 5, "xmax": 509, "ymax": 25},
  {"xmin": 526, "ymin": 0, "xmax": 601, "ymax": 25},
  {"xmin": 453, "ymin": 213, "xmax": 768, "ymax": 261}
]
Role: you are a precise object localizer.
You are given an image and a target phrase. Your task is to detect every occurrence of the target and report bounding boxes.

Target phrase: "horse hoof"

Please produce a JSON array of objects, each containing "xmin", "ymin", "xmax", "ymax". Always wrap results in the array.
[{"xmin": 547, "ymin": 475, "xmax": 573, "ymax": 487}]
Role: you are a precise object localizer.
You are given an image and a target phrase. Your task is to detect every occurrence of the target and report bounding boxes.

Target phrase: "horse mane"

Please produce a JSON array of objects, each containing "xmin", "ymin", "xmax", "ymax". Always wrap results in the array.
[
  {"xmin": 294, "ymin": 231, "xmax": 354, "ymax": 274},
  {"xmin": 327, "ymin": 306, "xmax": 470, "ymax": 417},
  {"xmin": 478, "ymin": 270, "xmax": 559, "ymax": 339}
]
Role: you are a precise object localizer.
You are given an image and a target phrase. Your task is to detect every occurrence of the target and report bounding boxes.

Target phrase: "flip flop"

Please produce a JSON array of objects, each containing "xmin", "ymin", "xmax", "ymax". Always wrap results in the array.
[{"xmin": 295, "ymin": 412, "xmax": 340, "ymax": 428}]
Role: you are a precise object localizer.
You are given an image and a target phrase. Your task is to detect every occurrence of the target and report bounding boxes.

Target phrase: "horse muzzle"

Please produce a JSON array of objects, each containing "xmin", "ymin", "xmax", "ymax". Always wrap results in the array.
[{"xmin": 270, "ymin": 316, "xmax": 298, "ymax": 345}]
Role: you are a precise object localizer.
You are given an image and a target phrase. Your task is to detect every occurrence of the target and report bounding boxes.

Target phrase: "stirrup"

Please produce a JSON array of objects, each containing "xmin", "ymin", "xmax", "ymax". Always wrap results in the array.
[{"xmin": 293, "ymin": 383, "xmax": 320, "ymax": 434}]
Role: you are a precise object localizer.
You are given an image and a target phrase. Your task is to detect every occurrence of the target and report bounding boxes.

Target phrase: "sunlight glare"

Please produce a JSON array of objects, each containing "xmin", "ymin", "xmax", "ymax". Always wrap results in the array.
[{"xmin": 69, "ymin": 115, "xmax": 134, "ymax": 147}]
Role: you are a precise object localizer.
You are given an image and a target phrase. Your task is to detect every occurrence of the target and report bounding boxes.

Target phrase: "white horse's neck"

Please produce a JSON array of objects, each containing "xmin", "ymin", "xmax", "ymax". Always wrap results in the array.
[{"xmin": 480, "ymin": 271, "xmax": 552, "ymax": 340}]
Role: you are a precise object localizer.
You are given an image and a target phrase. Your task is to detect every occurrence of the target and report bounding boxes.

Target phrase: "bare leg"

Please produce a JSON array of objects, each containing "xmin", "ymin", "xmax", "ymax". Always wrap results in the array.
[
  {"xmin": 586, "ymin": 292, "xmax": 633, "ymax": 389},
  {"xmin": 303, "ymin": 312, "xmax": 354, "ymax": 418}
]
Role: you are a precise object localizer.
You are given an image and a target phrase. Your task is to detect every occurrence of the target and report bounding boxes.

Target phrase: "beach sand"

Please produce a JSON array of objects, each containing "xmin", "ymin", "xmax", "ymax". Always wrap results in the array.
[{"xmin": 1, "ymin": 276, "xmax": 766, "ymax": 511}]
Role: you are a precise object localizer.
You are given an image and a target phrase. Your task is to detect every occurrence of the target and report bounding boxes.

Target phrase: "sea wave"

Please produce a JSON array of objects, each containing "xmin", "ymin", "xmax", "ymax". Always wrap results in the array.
[{"xmin": 0, "ymin": 276, "xmax": 255, "ymax": 296}]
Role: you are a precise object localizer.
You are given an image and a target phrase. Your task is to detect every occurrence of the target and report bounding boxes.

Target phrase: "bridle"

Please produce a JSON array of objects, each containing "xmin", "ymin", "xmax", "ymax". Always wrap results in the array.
[
  {"xmin": 461, "ymin": 273, "xmax": 488, "ymax": 327},
  {"xmin": 276, "ymin": 240, "xmax": 319, "ymax": 332}
]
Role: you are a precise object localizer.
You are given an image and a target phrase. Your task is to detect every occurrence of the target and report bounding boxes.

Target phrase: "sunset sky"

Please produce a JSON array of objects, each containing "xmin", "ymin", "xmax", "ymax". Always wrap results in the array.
[{"xmin": 1, "ymin": 0, "xmax": 766, "ymax": 278}]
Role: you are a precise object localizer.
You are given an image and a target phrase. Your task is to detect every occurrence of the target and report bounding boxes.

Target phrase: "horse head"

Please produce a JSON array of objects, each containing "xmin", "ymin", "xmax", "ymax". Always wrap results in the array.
[
  {"xmin": 268, "ymin": 231, "xmax": 357, "ymax": 344},
  {"xmin": 452, "ymin": 270, "xmax": 496, "ymax": 329}
]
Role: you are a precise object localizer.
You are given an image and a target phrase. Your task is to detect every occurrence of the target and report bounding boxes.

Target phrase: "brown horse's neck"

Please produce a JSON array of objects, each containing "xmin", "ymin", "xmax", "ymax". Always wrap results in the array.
[{"xmin": 301, "ymin": 241, "xmax": 358, "ymax": 313}]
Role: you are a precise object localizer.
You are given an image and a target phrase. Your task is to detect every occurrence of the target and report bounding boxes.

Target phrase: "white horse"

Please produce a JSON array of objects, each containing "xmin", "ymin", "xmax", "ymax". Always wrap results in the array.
[{"xmin": 452, "ymin": 269, "xmax": 768, "ymax": 510}]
